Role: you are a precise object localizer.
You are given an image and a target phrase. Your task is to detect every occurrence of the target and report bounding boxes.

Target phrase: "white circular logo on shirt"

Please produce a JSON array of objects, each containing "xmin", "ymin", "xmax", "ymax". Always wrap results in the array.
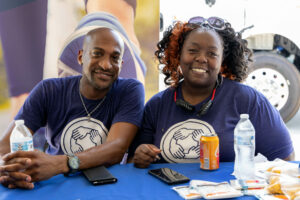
[
  {"xmin": 160, "ymin": 119, "xmax": 215, "ymax": 163},
  {"xmin": 61, "ymin": 117, "xmax": 108, "ymax": 154}
]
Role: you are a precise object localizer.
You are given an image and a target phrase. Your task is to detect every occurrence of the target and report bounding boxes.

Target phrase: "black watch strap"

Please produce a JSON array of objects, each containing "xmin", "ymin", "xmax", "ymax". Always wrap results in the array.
[{"xmin": 64, "ymin": 154, "xmax": 80, "ymax": 176}]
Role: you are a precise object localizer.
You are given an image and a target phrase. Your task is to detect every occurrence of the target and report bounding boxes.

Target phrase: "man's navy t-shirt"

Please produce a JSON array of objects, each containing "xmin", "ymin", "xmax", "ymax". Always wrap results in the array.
[{"xmin": 16, "ymin": 76, "xmax": 145, "ymax": 155}]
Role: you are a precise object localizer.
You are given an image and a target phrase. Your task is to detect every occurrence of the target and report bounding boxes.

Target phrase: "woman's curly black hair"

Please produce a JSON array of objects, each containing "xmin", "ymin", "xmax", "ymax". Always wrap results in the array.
[{"xmin": 155, "ymin": 20, "xmax": 253, "ymax": 87}]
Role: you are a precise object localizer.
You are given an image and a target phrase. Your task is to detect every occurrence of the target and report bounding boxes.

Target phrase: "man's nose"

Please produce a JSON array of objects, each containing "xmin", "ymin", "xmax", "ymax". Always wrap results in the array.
[{"xmin": 98, "ymin": 58, "xmax": 112, "ymax": 70}]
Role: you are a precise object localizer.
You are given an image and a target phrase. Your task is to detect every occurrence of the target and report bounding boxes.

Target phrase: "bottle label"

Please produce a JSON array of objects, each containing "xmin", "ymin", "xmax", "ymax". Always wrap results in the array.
[
  {"xmin": 11, "ymin": 140, "xmax": 34, "ymax": 152},
  {"xmin": 236, "ymin": 135, "xmax": 254, "ymax": 146}
]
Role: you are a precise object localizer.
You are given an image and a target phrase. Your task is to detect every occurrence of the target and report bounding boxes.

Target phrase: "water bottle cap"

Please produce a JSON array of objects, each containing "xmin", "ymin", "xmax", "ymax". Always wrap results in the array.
[
  {"xmin": 240, "ymin": 114, "xmax": 249, "ymax": 119},
  {"xmin": 15, "ymin": 120, "xmax": 25, "ymax": 126}
]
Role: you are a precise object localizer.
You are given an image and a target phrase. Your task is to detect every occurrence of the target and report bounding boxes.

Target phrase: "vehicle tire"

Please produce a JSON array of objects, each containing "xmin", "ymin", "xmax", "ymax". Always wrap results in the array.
[{"xmin": 244, "ymin": 52, "xmax": 300, "ymax": 122}]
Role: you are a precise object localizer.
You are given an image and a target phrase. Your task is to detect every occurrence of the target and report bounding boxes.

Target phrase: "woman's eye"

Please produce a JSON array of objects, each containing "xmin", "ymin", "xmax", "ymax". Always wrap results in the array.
[
  {"xmin": 208, "ymin": 52, "xmax": 218, "ymax": 57},
  {"xmin": 188, "ymin": 49, "xmax": 198, "ymax": 53}
]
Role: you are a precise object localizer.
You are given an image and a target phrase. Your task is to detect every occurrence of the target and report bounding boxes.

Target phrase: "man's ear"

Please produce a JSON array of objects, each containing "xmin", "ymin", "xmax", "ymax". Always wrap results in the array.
[
  {"xmin": 118, "ymin": 60, "xmax": 123, "ymax": 69},
  {"xmin": 78, "ymin": 50, "xmax": 83, "ymax": 65}
]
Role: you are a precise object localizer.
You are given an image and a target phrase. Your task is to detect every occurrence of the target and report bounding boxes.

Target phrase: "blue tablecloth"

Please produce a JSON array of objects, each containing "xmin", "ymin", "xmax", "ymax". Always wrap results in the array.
[{"xmin": 0, "ymin": 162, "xmax": 256, "ymax": 200}]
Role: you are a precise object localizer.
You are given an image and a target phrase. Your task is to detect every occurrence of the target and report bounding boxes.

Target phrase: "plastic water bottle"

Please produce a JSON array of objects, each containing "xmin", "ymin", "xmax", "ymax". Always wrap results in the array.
[
  {"xmin": 234, "ymin": 114, "xmax": 255, "ymax": 180},
  {"xmin": 10, "ymin": 120, "xmax": 34, "ymax": 152}
]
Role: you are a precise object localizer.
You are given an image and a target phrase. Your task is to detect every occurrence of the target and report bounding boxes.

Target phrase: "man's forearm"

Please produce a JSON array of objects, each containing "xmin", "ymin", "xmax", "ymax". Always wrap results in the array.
[
  {"xmin": 0, "ymin": 143, "xmax": 10, "ymax": 157},
  {"xmin": 0, "ymin": 121, "xmax": 15, "ymax": 157},
  {"xmin": 77, "ymin": 138, "xmax": 127, "ymax": 169},
  {"xmin": 76, "ymin": 122, "xmax": 138, "ymax": 170},
  {"xmin": 0, "ymin": 134, "xmax": 11, "ymax": 157}
]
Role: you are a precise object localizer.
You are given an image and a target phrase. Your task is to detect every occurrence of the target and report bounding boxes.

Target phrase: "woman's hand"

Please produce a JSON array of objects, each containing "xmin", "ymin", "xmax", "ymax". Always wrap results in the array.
[{"xmin": 133, "ymin": 144, "xmax": 161, "ymax": 168}]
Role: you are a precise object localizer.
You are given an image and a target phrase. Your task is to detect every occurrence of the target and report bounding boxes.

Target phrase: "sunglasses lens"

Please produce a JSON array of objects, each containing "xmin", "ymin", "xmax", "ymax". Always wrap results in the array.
[
  {"xmin": 208, "ymin": 17, "xmax": 225, "ymax": 29},
  {"xmin": 188, "ymin": 16, "xmax": 205, "ymax": 25},
  {"xmin": 188, "ymin": 16, "xmax": 225, "ymax": 30}
]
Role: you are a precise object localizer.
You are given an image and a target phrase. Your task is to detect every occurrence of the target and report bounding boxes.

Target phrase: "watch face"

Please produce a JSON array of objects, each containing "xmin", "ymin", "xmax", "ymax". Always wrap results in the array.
[{"xmin": 69, "ymin": 156, "xmax": 79, "ymax": 170}]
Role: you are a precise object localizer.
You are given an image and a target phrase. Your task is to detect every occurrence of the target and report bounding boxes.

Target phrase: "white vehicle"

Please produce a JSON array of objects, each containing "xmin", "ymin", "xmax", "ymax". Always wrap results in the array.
[{"xmin": 160, "ymin": 0, "xmax": 300, "ymax": 122}]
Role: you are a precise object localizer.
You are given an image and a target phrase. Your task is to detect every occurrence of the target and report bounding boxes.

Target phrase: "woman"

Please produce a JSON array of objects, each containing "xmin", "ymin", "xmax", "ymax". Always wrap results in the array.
[{"xmin": 132, "ymin": 17, "xmax": 295, "ymax": 168}]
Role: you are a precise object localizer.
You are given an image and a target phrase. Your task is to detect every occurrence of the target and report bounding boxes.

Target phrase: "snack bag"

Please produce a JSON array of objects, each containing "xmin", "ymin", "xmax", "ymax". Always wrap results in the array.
[
  {"xmin": 281, "ymin": 182, "xmax": 300, "ymax": 200},
  {"xmin": 190, "ymin": 180, "xmax": 243, "ymax": 199},
  {"xmin": 266, "ymin": 160, "xmax": 300, "ymax": 178},
  {"xmin": 172, "ymin": 185, "xmax": 202, "ymax": 200},
  {"xmin": 267, "ymin": 174, "xmax": 300, "ymax": 200},
  {"xmin": 255, "ymin": 193, "xmax": 289, "ymax": 200},
  {"xmin": 267, "ymin": 175, "xmax": 284, "ymax": 194},
  {"xmin": 230, "ymin": 179, "xmax": 268, "ymax": 190}
]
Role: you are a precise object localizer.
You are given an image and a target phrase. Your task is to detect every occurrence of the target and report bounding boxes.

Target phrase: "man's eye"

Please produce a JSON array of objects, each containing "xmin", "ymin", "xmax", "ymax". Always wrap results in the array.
[
  {"xmin": 112, "ymin": 56, "xmax": 120, "ymax": 62},
  {"xmin": 91, "ymin": 51, "xmax": 102, "ymax": 57}
]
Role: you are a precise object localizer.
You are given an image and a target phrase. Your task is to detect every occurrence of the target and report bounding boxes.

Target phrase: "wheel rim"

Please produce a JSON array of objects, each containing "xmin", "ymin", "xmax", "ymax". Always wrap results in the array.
[{"xmin": 244, "ymin": 68, "xmax": 289, "ymax": 110}]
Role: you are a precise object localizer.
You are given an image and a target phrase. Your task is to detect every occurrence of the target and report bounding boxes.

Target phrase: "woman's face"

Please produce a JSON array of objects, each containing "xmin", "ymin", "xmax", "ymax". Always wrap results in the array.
[{"xmin": 179, "ymin": 29, "xmax": 223, "ymax": 88}]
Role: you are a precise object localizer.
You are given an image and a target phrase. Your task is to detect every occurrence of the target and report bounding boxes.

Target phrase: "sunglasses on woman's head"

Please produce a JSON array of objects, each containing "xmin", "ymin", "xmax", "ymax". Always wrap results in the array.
[{"xmin": 188, "ymin": 16, "xmax": 226, "ymax": 30}]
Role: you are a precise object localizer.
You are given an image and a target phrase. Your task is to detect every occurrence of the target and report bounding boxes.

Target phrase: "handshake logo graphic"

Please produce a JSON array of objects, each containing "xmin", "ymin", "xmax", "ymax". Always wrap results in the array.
[{"xmin": 61, "ymin": 117, "xmax": 108, "ymax": 155}]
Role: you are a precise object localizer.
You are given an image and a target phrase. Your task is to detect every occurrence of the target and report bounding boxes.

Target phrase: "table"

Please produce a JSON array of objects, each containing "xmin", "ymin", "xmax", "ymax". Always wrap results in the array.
[{"xmin": 0, "ymin": 163, "xmax": 256, "ymax": 200}]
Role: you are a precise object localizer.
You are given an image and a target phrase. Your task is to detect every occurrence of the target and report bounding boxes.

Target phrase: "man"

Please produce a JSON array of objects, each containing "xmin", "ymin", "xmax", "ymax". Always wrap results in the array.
[{"xmin": 0, "ymin": 27, "xmax": 145, "ymax": 189}]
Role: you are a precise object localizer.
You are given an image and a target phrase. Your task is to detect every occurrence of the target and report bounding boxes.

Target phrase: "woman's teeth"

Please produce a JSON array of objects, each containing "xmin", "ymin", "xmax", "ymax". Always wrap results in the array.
[{"xmin": 192, "ymin": 68, "xmax": 206, "ymax": 73}]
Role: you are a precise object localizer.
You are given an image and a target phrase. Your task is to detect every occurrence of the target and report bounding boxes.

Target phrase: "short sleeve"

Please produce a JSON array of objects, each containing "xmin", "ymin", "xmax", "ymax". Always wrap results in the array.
[
  {"xmin": 131, "ymin": 89, "xmax": 174, "ymax": 153},
  {"xmin": 112, "ymin": 80, "xmax": 145, "ymax": 127},
  {"xmin": 250, "ymin": 93, "xmax": 294, "ymax": 160},
  {"xmin": 128, "ymin": 97, "xmax": 158, "ymax": 156},
  {"xmin": 15, "ymin": 81, "xmax": 48, "ymax": 132}
]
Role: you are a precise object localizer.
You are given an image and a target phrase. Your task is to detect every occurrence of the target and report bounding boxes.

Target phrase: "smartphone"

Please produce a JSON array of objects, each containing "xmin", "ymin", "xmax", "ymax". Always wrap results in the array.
[
  {"xmin": 83, "ymin": 166, "xmax": 117, "ymax": 185},
  {"xmin": 148, "ymin": 168, "xmax": 190, "ymax": 185}
]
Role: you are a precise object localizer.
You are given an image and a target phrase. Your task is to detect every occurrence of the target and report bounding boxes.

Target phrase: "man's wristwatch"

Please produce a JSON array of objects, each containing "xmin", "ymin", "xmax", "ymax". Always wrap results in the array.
[{"xmin": 64, "ymin": 154, "xmax": 80, "ymax": 176}]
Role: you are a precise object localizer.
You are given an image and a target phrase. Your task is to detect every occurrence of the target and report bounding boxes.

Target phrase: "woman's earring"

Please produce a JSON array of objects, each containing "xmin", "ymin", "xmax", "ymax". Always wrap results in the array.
[{"xmin": 177, "ymin": 65, "xmax": 183, "ymax": 75}]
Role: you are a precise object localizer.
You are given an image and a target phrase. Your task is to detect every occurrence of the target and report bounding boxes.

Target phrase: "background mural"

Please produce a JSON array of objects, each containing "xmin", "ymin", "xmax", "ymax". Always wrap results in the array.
[{"xmin": 0, "ymin": 0, "xmax": 159, "ymax": 134}]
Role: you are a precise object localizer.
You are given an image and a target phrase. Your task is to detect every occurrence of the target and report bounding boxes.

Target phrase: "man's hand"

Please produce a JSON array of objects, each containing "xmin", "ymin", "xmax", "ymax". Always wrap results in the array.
[
  {"xmin": 133, "ymin": 144, "xmax": 161, "ymax": 168},
  {"xmin": 0, "ymin": 174, "xmax": 34, "ymax": 189},
  {"xmin": 0, "ymin": 150, "xmax": 67, "ymax": 189},
  {"xmin": 0, "ymin": 155, "xmax": 34, "ymax": 189}
]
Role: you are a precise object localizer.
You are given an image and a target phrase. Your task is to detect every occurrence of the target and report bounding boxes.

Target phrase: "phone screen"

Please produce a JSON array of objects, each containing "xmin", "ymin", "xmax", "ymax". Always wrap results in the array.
[{"xmin": 148, "ymin": 168, "xmax": 190, "ymax": 185}]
